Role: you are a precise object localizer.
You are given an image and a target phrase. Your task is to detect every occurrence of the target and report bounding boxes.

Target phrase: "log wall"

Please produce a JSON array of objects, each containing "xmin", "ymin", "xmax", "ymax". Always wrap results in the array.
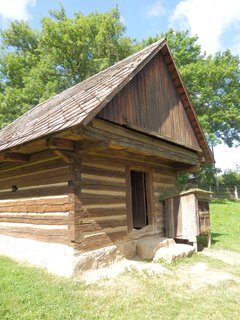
[
  {"xmin": 152, "ymin": 170, "xmax": 179, "ymax": 235},
  {"xmin": 74, "ymin": 157, "xmax": 128, "ymax": 251},
  {"xmin": 0, "ymin": 152, "xmax": 73, "ymax": 244},
  {"xmin": 72, "ymin": 153, "xmax": 179, "ymax": 252},
  {"xmin": 0, "ymin": 148, "xmax": 180, "ymax": 250}
]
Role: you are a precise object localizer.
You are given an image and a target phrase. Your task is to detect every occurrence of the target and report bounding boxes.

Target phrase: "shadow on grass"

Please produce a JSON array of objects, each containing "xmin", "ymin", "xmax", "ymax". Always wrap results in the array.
[
  {"xmin": 210, "ymin": 198, "xmax": 240, "ymax": 204},
  {"xmin": 197, "ymin": 232, "xmax": 225, "ymax": 250},
  {"xmin": 211, "ymin": 232, "xmax": 225, "ymax": 245}
]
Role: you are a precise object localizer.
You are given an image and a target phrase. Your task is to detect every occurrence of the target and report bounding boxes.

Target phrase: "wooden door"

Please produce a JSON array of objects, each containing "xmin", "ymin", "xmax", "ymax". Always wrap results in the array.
[{"xmin": 130, "ymin": 171, "xmax": 148, "ymax": 229}]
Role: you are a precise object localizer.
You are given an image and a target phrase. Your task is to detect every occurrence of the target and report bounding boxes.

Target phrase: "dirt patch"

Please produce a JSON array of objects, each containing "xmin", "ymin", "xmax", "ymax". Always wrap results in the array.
[
  {"xmin": 80, "ymin": 250, "xmax": 240, "ymax": 291},
  {"xmin": 175, "ymin": 262, "xmax": 238, "ymax": 290},
  {"xmin": 80, "ymin": 259, "xmax": 169, "ymax": 284},
  {"xmin": 201, "ymin": 248, "xmax": 240, "ymax": 265}
]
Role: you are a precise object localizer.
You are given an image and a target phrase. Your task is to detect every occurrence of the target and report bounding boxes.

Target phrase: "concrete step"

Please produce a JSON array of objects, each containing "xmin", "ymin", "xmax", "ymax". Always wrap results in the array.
[
  {"xmin": 153, "ymin": 244, "xmax": 196, "ymax": 263},
  {"xmin": 136, "ymin": 236, "xmax": 175, "ymax": 260}
]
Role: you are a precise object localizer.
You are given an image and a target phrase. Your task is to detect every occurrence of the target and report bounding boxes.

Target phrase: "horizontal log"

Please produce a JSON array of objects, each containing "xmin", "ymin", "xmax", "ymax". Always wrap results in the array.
[
  {"xmin": 82, "ymin": 201, "xmax": 126, "ymax": 208},
  {"xmin": 81, "ymin": 189, "xmax": 126, "ymax": 197},
  {"xmin": 0, "ymin": 230, "xmax": 69, "ymax": 244},
  {"xmin": 0, "ymin": 221, "xmax": 68, "ymax": 230},
  {"xmin": 0, "ymin": 213, "xmax": 69, "ymax": 225},
  {"xmin": 75, "ymin": 219, "xmax": 127, "ymax": 233},
  {"xmin": 81, "ymin": 166, "xmax": 126, "ymax": 178},
  {"xmin": 0, "ymin": 222, "xmax": 69, "ymax": 244},
  {"xmin": 0, "ymin": 152, "xmax": 30, "ymax": 163},
  {"xmin": 0, "ymin": 158, "xmax": 69, "ymax": 181},
  {"xmin": 88, "ymin": 119, "xmax": 200, "ymax": 165},
  {"xmin": 83, "ymin": 209, "xmax": 127, "ymax": 218},
  {"xmin": 0, "ymin": 203, "xmax": 71, "ymax": 213},
  {"xmin": 80, "ymin": 193, "xmax": 126, "ymax": 201},
  {"xmin": 0, "ymin": 197, "xmax": 70, "ymax": 207},
  {"xmin": 81, "ymin": 160, "xmax": 125, "ymax": 172},
  {"xmin": 0, "ymin": 150, "xmax": 59, "ymax": 174},
  {"xmin": 47, "ymin": 137, "xmax": 75, "ymax": 151},
  {"xmin": 80, "ymin": 153, "xmax": 176, "ymax": 171},
  {"xmin": 81, "ymin": 179, "xmax": 126, "ymax": 190},
  {"xmin": 81, "ymin": 173, "xmax": 125, "ymax": 184},
  {"xmin": 0, "ymin": 169, "xmax": 72, "ymax": 190},
  {"xmin": 0, "ymin": 186, "xmax": 69, "ymax": 200}
]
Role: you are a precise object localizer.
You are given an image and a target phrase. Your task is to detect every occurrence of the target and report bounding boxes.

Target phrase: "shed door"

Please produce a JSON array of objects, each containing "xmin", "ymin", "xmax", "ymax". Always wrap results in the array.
[{"xmin": 130, "ymin": 170, "xmax": 148, "ymax": 229}]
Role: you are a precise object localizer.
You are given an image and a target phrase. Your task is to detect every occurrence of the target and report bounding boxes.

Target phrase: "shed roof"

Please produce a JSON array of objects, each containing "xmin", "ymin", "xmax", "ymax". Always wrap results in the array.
[{"xmin": 0, "ymin": 39, "xmax": 213, "ymax": 162}]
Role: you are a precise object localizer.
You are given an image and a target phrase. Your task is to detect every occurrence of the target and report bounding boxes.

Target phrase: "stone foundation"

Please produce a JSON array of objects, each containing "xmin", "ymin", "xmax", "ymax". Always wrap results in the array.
[
  {"xmin": 0, "ymin": 235, "xmax": 196, "ymax": 277},
  {"xmin": 0, "ymin": 235, "xmax": 138, "ymax": 277}
]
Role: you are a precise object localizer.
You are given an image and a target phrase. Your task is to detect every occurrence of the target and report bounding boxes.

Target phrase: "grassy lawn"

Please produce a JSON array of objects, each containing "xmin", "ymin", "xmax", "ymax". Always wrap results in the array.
[
  {"xmin": 0, "ymin": 200, "xmax": 239, "ymax": 320},
  {"xmin": 210, "ymin": 200, "xmax": 240, "ymax": 252}
]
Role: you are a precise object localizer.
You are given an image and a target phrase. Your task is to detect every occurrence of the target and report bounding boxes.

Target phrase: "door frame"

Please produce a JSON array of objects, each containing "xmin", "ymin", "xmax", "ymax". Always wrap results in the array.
[{"xmin": 126, "ymin": 166, "xmax": 154, "ymax": 231}]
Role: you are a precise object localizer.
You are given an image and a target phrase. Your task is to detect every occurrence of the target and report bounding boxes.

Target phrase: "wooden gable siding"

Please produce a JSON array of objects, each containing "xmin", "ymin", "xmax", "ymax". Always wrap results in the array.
[
  {"xmin": 0, "ymin": 152, "xmax": 74, "ymax": 244},
  {"xmin": 98, "ymin": 52, "xmax": 200, "ymax": 151}
]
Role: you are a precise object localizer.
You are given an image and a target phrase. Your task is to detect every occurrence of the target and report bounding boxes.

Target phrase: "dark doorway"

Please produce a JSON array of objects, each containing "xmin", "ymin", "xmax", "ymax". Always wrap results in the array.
[{"xmin": 130, "ymin": 170, "xmax": 148, "ymax": 229}]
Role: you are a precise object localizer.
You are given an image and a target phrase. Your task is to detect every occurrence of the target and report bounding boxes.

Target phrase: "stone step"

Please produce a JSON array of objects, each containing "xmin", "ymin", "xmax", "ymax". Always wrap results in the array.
[
  {"xmin": 153, "ymin": 244, "xmax": 196, "ymax": 263},
  {"xmin": 136, "ymin": 236, "xmax": 176, "ymax": 260}
]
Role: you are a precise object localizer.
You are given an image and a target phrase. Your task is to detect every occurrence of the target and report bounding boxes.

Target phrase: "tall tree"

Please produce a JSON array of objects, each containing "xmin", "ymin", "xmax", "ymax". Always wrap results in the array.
[
  {"xmin": 0, "ymin": 9, "xmax": 239, "ymax": 149},
  {"xmin": 0, "ymin": 6, "xmax": 133, "ymax": 128}
]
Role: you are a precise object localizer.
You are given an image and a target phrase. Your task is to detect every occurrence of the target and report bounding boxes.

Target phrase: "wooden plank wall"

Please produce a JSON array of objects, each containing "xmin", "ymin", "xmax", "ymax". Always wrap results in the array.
[
  {"xmin": 98, "ymin": 52, "xmax": 200, "ymax": 151},
  {"xmin": 0, "ymin": 152, "xmax": 73, "ymax": 244}
]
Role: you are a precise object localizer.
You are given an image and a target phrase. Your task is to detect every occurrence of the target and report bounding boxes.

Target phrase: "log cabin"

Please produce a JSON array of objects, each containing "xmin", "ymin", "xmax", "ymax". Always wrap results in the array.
[{"xmin": 0, "ymin": 39, "xmax": 214, "ymax": 276}]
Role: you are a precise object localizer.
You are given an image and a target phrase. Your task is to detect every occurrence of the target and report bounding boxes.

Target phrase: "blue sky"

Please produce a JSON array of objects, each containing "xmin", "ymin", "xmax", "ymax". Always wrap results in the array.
[{"xmin": 0, "ymin": 0, "xmax": 240, "ymax": 170}]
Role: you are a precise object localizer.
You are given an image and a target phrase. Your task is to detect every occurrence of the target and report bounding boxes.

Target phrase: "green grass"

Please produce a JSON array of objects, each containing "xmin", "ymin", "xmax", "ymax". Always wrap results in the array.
[
  {"xmin": 0, "ymin": 200, "xmax": 240, "ymax": 320},
  {"xmin": 0, "ymin": 255, "xmax": 239, "ymax": 320},
  {"xmin": 210, "ymin": 200, "xmax": 240, "ymax": 252}
]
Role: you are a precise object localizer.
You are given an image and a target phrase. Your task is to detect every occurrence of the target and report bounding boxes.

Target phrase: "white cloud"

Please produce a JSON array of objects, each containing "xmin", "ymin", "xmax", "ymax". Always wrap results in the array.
[
  {"xmin": 214, "ymin": 144, "xmax": 240, "ymax": 171},
  {"xmin": 0, "ymin": 0, "xmax": 36, "ymax": 21},
  {"xmin": 147, "ymin": 1, "xmax": 167, "ymax": 17},
  {"xmin": 232, "ymin": 34, "xmax": 240, "ymax": 55},
  {"xmin": 120, "ymin": 15, "xmax": 125, "ymax": 24},
  {"xmin": 170, "ymin": 0, "xmax": 240, "ymax": 54}
]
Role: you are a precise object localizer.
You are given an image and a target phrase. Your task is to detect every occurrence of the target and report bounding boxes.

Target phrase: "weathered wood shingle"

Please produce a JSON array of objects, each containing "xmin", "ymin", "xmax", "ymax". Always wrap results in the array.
[
  {"xmin": 0, "ymin": 39, "xmax": 213, "ymax": 162},
  {"xmin": 0, "ymin": 40, "xmax": 165, "ymax": 151}
]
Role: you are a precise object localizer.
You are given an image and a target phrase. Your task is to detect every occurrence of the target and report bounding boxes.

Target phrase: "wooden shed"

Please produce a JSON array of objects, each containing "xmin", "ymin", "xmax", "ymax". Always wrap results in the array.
[
  {"xmin": 165, "ymin": 189, "xmax": 212, "ymax": 249},
  {"xmin": 0, "ymin": 39, "xmax": 214, "ymax": 275}
]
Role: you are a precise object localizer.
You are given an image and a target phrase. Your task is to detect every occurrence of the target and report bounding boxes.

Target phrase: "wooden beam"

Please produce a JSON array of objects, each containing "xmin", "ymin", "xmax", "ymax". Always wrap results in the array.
[
  {"xmin": 175, "ymin": 163, "xmax": 201, "ymax": 173},
  {"xmin": 47, "ymin": 137, "xmax": 75, "ymax": 151},
  {"xmin": 75, "ymin": 140, "xmax": 109, "ymax": 153},
  {"xmin": 0, "ymin": 152, "xmax": 30, "ymax": 163},
  {"xmin": 53, "ymin": 150, "xmax": 81, "ymax": 167},
  {"xmin": 81, "ymin": 120, "xmax": 200, "ymax": 166}
]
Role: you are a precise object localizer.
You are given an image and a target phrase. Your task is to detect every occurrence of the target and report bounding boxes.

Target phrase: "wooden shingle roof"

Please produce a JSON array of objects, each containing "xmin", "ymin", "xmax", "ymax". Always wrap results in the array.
[{"xmin": 0, "ymin": 39, "xmax": 214, "ymax": 162}]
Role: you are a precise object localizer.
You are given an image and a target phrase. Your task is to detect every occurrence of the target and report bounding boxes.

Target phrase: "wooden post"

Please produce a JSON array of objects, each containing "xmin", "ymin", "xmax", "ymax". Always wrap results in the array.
[
  {"xmin": 207, "ymin": 232, "xmax": 211, "ymax": 248},
  {"xmin": 234, "ymin": 186, "xmax": 239, "ymax": 200},
  {"xmin": 209, "ymin": 186, "xmax": 213, "ymax": 199}
]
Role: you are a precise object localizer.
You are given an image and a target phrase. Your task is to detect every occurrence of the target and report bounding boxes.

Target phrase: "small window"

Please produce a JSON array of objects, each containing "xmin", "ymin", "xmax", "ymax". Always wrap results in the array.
[
  {"xmin": 12, "ymin": 185, "xmax": 18, "ymax": 192},
  {"xmin": 130, "ymin": 170, "xmax": 148, "ymax": 229}
]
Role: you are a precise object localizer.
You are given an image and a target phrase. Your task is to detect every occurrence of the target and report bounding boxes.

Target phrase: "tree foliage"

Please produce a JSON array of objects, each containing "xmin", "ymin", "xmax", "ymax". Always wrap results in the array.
[
  {"xmin": 0, "ymin": 8, "xmax": 239, "ymax": 149},
  {"xmin": 217, "ymin": 166, "xmax": 240, "ymax": 187},
  {"xmin": 0, "ymin": 6, "xmax": 133, "ymax": 128}
]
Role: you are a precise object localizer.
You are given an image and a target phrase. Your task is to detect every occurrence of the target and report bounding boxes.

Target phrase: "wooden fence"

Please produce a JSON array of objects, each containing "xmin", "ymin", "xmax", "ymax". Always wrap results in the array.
[{"xmin": 209, "ymin": 186, "xmax": 239, "ymax": 200}]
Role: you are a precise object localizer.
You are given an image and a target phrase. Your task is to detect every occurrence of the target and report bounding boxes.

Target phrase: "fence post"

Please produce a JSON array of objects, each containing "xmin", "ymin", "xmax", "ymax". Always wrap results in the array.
[
  {"xmin": 209, "ymin": 186, "xmax": 213, "ymax": 199},
  {"xmin": 234, "ymin": 186, "xmax": 239, "ymax": 200}
]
